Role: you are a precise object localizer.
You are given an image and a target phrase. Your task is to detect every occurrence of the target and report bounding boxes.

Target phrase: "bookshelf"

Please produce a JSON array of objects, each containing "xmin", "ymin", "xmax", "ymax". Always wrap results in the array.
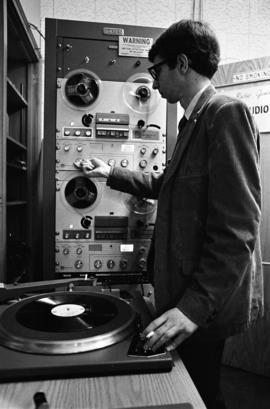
[{"xmin": 0, "ymin": 0, "xmax": 41, "ymax": 282}]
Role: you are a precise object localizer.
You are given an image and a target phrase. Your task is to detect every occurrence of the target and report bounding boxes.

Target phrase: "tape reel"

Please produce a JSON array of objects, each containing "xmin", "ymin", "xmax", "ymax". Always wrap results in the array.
[
  {"xmin": 64, "ymin": 176, "xmax": 98, "ymax": 209},
  {"xmin": 56, "ymin": 171, "xmax": 103, "ymax": 216},
  {"xmin": 61, "ymin": 69, "xmax": 102, "ymax": 110},
  {"xmin": 123, "ymin": 193, "xmax": 156, "ymax": 215},
  {"xmin": 122, "ymin": 72, "xmax": 161, "ymax": 114}
]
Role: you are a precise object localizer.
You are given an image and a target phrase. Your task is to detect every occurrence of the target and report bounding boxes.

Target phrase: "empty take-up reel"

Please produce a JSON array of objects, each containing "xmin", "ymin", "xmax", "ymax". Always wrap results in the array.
[{"xmin": 122, "ymin": 72, "xmax": 161, "ymax": 114}]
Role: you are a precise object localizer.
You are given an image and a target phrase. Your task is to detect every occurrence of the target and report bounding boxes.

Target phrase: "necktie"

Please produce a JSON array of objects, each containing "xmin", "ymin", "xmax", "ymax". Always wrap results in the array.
[
  {"xmin": 178, "ymin": 115, "xmax": 188, "ymax": 134},
  {"xmin": 169, "ymin": 115, "xmax": 188, "ymax": 162},
  {"xmin": 176, "ymin": 115, "xmax": 188, "ymax": 143}
]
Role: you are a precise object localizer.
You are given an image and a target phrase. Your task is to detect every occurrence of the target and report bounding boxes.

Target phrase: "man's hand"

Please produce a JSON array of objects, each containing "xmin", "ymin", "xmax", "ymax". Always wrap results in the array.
[
  {"xmin": 74, "ymin": 157, "xmax": 111, "ymax": 178},
  {"xmin": 142, "ymin": 308, "xmax": 198, "ymax": 352}
]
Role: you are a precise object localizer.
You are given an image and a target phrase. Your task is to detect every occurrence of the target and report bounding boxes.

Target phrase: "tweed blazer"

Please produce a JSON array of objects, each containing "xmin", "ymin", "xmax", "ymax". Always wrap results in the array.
[{"xmin": 107, "ymin": 84, "xmax": 264, "ymax": 340}]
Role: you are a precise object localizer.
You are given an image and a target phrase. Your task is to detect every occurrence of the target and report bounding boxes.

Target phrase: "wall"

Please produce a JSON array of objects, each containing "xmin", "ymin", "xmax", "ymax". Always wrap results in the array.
[
  {"xmin": 35, "ymin": 0, "xmax": 270, "ymax": 63},
  {"xmin": 20, "ymin": 0, "xmax": 42, "ymax": 50}
]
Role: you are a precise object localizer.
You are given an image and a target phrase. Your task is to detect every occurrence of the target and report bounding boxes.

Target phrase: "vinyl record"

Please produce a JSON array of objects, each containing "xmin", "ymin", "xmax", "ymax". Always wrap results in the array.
[
  {"xmin": 16, "ymin": 293, "xmax": 117, "ymax": 333},
  {"xmin": 65, "ymin": 176, "xmax": 97, "ymax": 209},
  {"xmin": 0, "ymin": 292, "xmax": 136, "ymax": 354}
]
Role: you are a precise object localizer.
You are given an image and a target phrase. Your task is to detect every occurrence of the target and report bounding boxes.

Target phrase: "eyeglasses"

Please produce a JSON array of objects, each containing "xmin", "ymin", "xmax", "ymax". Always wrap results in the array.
[{"xmin": 148, "ymin": 60, "xmax": 167, "ymax": 81}]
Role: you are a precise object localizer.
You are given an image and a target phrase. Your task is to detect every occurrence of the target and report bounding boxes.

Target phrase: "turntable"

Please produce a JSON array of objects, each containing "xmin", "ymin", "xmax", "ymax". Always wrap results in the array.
[{"xmin": 0, "ymin": 279, "xmax": 173, "ymax": 382}]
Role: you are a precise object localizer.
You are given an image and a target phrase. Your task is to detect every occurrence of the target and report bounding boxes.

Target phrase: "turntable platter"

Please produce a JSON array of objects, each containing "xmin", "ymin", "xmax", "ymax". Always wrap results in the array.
[{"xmin": 0, "ymin": 291, "xmax": 136, "ymax": 355}]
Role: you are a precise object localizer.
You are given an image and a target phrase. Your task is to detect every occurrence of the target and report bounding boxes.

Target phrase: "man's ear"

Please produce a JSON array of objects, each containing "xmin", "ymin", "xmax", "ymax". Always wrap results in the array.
[{"xmin": 177, "ymin": 53, "xmax": 189, "ymax": 74}]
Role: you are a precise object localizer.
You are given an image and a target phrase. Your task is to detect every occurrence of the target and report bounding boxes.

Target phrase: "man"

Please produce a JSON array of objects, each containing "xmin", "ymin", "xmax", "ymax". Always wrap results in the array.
[{"xmin": 77, "ymin": 20, "xmax": 263, "ymax": 409}]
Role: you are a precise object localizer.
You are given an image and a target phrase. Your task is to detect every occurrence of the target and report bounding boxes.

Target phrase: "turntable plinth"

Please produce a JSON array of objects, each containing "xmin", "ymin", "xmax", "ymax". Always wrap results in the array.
[
  {"xmin": 0, "ymin": 352, "xmax": 206, "ymax": 409},
  {"xmin": 0, "ymin": 289, "xmax": 206, "ymax": 408}
]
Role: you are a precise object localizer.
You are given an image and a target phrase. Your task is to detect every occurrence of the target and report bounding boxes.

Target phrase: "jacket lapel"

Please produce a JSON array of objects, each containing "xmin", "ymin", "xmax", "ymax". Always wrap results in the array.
[{"xmin": 163, "ymin": 84, "xmax": 216, "ymax": 185}]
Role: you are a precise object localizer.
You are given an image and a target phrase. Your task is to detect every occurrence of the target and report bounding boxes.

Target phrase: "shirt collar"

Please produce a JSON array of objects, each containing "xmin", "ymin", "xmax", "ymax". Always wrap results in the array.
[{"xmin": 184, "ymin": 83, "xmax": 210, "ymax": 120}]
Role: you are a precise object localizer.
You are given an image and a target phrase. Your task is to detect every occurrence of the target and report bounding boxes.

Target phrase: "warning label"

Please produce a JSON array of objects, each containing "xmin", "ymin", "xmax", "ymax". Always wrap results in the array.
[{"xmin": 118, "ymin": 36, "xmax": 153, "ymax": 58}]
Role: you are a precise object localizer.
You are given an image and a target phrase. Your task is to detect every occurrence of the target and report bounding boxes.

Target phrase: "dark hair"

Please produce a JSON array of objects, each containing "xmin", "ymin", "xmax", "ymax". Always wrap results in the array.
[{"xmin": 149, "ymin": 19, "xmax": 220, "ymax": 79}]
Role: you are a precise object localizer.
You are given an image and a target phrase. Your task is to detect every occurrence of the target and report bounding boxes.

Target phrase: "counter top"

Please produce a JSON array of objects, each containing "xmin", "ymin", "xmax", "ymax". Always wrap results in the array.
[{"xmin": 0, "ymin": 352, "xmax": 206, "ymax": 409}]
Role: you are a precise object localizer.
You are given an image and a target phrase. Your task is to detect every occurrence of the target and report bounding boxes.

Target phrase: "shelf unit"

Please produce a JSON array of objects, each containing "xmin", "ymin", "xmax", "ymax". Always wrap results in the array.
[{"xmin": 0, "ymin": 0, "xmax": 41, "ymax": 283}]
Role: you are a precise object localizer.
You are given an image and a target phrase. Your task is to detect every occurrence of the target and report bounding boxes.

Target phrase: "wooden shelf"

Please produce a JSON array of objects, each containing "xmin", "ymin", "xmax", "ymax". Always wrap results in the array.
[
  {"xmin": 7, "ymin": 0, "xmax": 40, "ymax": 63},
  {"xmin": 7, "ymin": 135, "xmax": 27, "ymax": 151},
  {"xmin": 7, "ymin": 77, "xmax": 28, "ymax": 114},
  {"xmin": 7, "ymin": 201, "xmax": 27, "ymax": 206},
  {"xmin": 0, "ymin": 0, "xmax": 41, "ymax": 282},
  {"xmin": 7, "ymin": 162, "xmax": 27, "ymax": 171}
]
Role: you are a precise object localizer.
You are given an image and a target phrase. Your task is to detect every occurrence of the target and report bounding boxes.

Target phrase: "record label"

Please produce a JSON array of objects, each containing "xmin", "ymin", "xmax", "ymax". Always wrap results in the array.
[{"xmin": 51, "ymin": 304, "xmax": 86, "ymax": 318}]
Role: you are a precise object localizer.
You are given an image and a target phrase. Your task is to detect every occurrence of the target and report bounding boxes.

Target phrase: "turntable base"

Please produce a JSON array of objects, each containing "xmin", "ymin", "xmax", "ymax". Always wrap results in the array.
[
  {"xmin": 0, "ymin": 352, "xmax": 206, "ymax": 409},
  {"xmin": 0, "ymin": 291, "xmax": 172, "ymax": 382},
  {"xmin": 0, "ymin": 289, "xmax": 206, "ymax": 408},
  {"xmin": 0, "ymin": 333, "xmax": 172, "ymax": 382}
]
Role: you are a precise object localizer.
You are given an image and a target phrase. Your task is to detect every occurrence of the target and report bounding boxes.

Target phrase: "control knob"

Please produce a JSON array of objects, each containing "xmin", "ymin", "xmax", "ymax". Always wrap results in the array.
[
  {"xmin": 138, "ymin": 258, "xmax": 146, "ymax": 270},
  {"xmin": 119, "ymin": 259, "xmax": 128, "ymax": 270},
  {"xmin": 82, "ymin": 113, "xmax": 93, "ymax": 127},
  {"xmin": 81, "ymin": 216, "xmax": 92, "ymax": 229},
  {"xmin": 137, "ymin": 119, "xmax": 145, "ymax": 129},
  {"xmin": 140, "ymin": 147, "xmax": 147, "ymax": 155},
  {"xmin": 94, "ymin": 260, "xmax": 102, "ymax": 269},
  {"xmin": 75, "ymin": 260, "xmax": 83, "ymax": 269},
  {"xmin": 108, "ymin": 159, "xmax": 116, "ymax": 166},
  {"xmin": 121, "ymin": 159, "xmax": 129, "ymax": 167},
  {"xmin": 139, "ymin": 159, "xmax": 147, "ymax": 169},
  {"xmin": 107, "ymin": 260, "xmax": 115, "ymax": 269}
]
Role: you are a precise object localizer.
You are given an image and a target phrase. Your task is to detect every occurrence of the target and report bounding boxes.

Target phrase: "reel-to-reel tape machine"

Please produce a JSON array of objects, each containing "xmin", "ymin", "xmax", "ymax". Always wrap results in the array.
[{"xmin": 44, "ymin": 20, "xmax": 169, "ymax": 283}]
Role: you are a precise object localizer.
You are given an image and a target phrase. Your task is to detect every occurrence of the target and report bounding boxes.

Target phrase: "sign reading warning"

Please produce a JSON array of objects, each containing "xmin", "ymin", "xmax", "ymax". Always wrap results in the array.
[{"xmin": 119, "ymin": 36, "xmax": 153, "ymax": 58}]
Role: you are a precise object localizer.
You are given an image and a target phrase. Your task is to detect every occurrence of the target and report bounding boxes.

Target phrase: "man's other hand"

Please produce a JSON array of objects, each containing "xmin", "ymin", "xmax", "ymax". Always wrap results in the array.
[{"xmin": 142, "ymin": 308, "xmax": 199, "ymax": 352}]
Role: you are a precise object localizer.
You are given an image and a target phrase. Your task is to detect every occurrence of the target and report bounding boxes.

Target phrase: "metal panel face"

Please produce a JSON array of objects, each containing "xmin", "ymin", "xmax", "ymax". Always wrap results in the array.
[
  {"xmin": 44, "ymin": 19, "xmax": 169, "ymax": 283},
  {"xmin": 59, "ymin": 38, "xmax": 153, "ymax": 82}
]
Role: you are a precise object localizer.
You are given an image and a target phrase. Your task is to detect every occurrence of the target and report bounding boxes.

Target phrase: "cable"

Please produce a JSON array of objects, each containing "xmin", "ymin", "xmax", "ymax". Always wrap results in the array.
[{"xmin": 28, "ymin": 22, "xmax": 45, "ymax": 40}]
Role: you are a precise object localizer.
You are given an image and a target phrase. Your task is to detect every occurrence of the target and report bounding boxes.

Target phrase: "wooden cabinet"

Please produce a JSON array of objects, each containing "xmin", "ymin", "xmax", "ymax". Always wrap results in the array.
[{"xmin": 0, "ymin": 0, "xmax": 41, "ymax": 283}]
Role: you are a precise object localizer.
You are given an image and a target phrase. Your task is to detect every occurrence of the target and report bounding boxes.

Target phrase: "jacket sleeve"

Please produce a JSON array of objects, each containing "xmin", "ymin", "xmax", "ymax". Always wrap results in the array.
[
  {"xmin": 177, "ymin": 100, "xmax": 261, "ymax": 327},
  {"xmin": 107, "ymin": 166, "xmax": 164, "ymax": 199}
]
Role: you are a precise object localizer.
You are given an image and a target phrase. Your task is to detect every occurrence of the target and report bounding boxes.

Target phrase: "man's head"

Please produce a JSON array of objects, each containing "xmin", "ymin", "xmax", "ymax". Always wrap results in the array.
[
  {"xmin": 149, "ymin": 19, "xmax": 220, "ymax": 79},
  {"xmin": 147, "ymin": 20, "xmax": 220, "ymax": 105}
]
